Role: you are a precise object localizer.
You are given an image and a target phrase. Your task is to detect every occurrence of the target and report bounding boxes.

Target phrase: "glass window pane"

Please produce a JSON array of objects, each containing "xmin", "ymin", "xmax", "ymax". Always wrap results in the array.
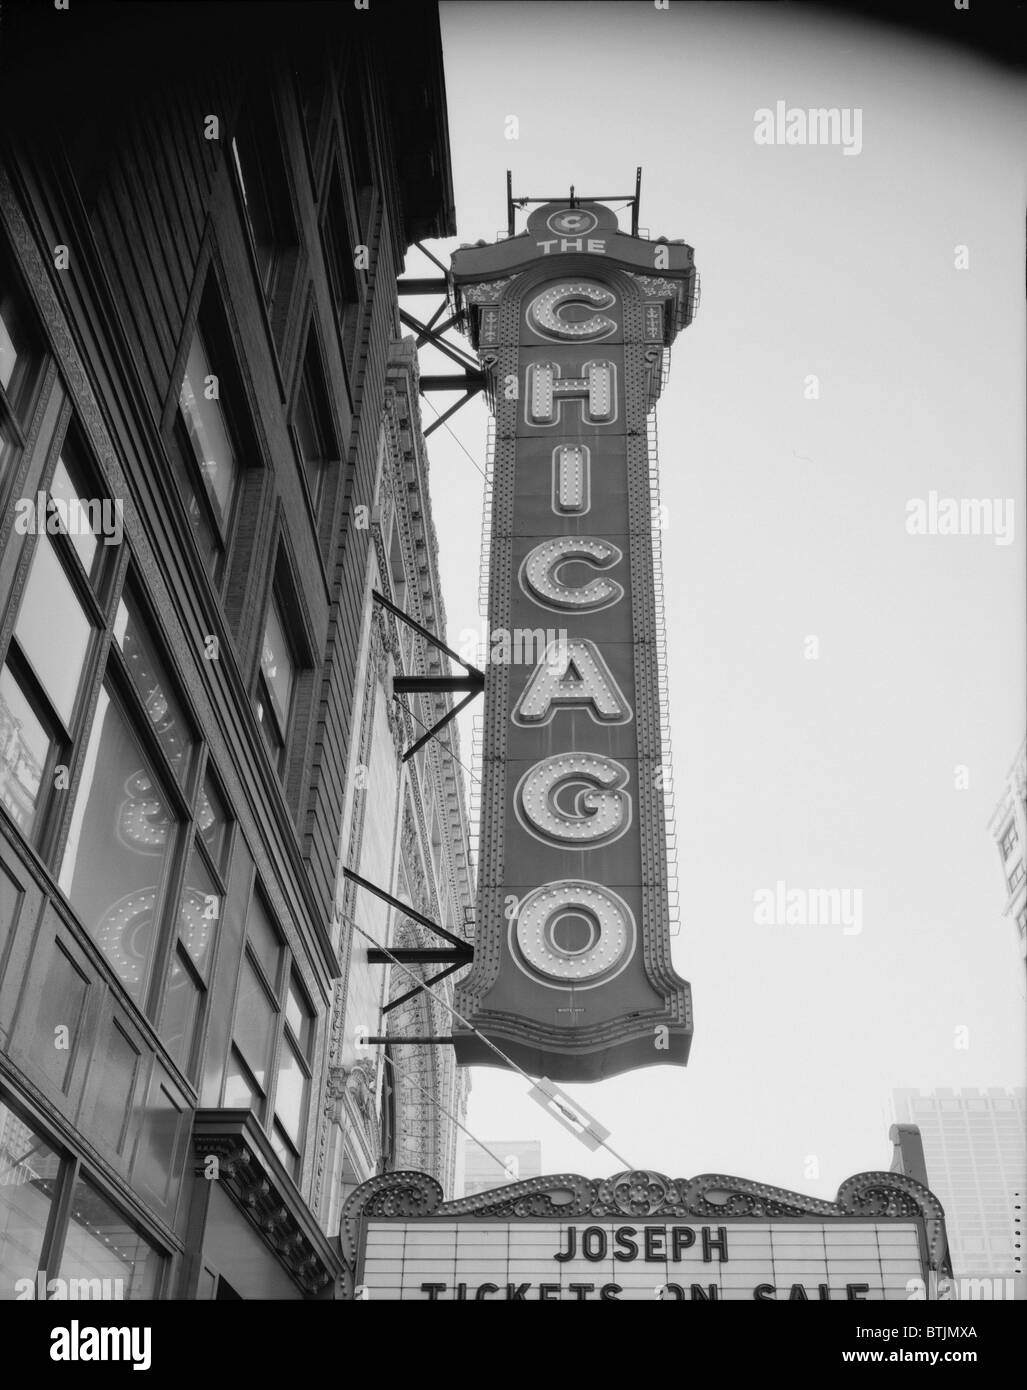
[
  {"xmin": 59, "ymin": 1178, "xmax": 163, "ymax": 1299},
  {"xmin": 177, "ymin": 844, "xmax": 219, "ymax": 979},
  {"xmin": 59, "ymin": 686, "xmax": 177, "ymax": 1000},
  {"xmin": 170, "ymin": 423, "xmax": 220, "ymax": 572},
  {"xmin": 274, "ymin": 1037, "xmax": 308, "ymax": 1150},
  {"xmin": 0, "ymin": 417, "xmax": 16, "ymax": 480},
  {"xmin": 50, "ymin": 456, "xmax": 101, "ymax": 578},
  {"xmin": 0, "ymin": 1103, "xmax": 62, "ymax": 1298},
  {"xmin": 247, "ymin": 892, "xmax": 282, "ymax": 986},
  {"xmin": 223, "ymin": 1050, "xmax": 260, "ymax": 1110},
  {"xmin": 285, "ymin": 975, "xmax": 313, "ymax": 1056},
  {"xmin": 0, "ymin": 664, "xmax": 50, "ymax": 837},
  {"xmin": 0, "ymin": 275, "xmax": 38, "ymax": 413},
  {"xmin": 14, "ymin": 532, "xmax": 91, "ymax": 727},
  {"xmin": 270, "ymin": 1123, "xmax": 296, "ymax": 1178},
  {"xmin": 232, "ymin": 135, "xmax": 275, "ymax": 294},
  {"xmin": 197, "ymin": 773, "xmax": 229, "ymax": 870},
  {"xmin": 260, "ymin": 597, "xmax": 294, "ymax": 736},
  {"xmin": 0, "ymin": 298, "xmax": 18, "ymax": 393},
  {"xmin": 114, "ymin": 588, "xmax": 196, "ymax": 786},
  {"xmin": 178, "ymin": 330, "xmax": 238, "ymax": 530},
  {"xmin": 232, "ymin": 955, "xmax": 276, "ymax": 1090},
  {"xmin": 160, "ymin": 950, "xmax": 202, "ymax": 1076}
]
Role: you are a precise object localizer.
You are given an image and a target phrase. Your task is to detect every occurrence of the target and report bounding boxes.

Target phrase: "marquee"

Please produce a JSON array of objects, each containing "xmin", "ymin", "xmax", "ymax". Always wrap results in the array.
[{"xmin": 342, "ymin": 1169, "xmax": 949, "ymax": 1302}]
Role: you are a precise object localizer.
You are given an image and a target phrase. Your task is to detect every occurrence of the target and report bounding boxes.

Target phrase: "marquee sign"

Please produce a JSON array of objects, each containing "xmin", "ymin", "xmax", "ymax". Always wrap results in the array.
[
  {"xmin": 342, "ymin": 1169, "xmax": 949, "ymax": 1301},
  {"xmin": 449, "ymin": 202, "xmax": 698, "ymax": 1080}
]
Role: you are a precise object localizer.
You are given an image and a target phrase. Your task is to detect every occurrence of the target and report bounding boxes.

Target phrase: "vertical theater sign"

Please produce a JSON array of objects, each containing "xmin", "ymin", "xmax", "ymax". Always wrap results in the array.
[{"xmin": 449, "ymin": 201, "xmax": 697, "ymax": 1080}]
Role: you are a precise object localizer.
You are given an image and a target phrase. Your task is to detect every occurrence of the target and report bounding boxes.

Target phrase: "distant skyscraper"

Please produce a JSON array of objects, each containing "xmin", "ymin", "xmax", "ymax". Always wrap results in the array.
[
  {"xmin": 462, "ymin": 1140, "xmax": 543, "ymax": 1198},
  {"xmin": 988, "ymin": 736, "xmax": 1027, "ymax": 976},
  {"xmin": 893, "ymin": 1088, "xmax": 1026, "ymax": 1282}
]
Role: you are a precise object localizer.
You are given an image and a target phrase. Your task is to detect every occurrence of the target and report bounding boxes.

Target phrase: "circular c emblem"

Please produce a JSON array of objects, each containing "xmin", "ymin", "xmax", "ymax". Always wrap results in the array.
[{"xmin": 546, "ymin": 208, "xmax": 599, "ymax": 237}]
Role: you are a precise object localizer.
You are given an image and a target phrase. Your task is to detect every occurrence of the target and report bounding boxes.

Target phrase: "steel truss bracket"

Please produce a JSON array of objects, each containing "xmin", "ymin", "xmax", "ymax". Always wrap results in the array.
[
  {"xmin": 397, "ymin": 241, "xmax": 486, "ymax": 435},
  {"xmin": 343, "ymin": 867, "xmax": 474, "ymax": 1016},
  {"xmin": 371, "ymin": 588, "xmax": 484, "ymax": 762}
]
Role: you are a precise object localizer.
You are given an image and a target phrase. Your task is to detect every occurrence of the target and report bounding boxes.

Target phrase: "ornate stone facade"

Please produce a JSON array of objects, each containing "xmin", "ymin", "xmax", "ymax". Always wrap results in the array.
[{"xmin": 315, "ymin": 338, "xmax": 475, "ymax": 1229}]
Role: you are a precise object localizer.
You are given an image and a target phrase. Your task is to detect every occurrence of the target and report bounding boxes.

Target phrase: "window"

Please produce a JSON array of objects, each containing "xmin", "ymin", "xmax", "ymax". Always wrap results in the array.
[
  {"xmin": 159, "ymin": 772, "xmax": 232, "ymax": 1081},
  {"xmin": 0, "ymin": 439, "xmax": 114, "ymax": 846},
  {"xmin": 223, "ymin": 893, "xmax": 315, "ymax": 1180},
  {"xmin": 59, "ymin": 686, "xmax": 178, "ymax": 1001},
  {"xmin": 292, "ymin": 329, "xmax": 337, "ymax": 513},
  {"xmin": 174, "ymin": 322, "xmax": 239, "ymax": 576},
  {"xmin": 0, "ymin": 241, "xmax": 44, "ymax": 482},
  {"xmin": 321, "ymin": 163, "xmax": 361, "ymax": 374},
  {"xmin": 1017, "ymin": 906, "xmax": 1026, "ymax": 939},
  {"xmin": 0, "ymin": 1096, "xmax": 165, "ymax": 1299},
  {"xmin": 292, "ymin": 53, "xmax": 326, "ymax": 153},
  {"xmin": 272, "ymin": 974, "xmax": 314, "ymax": 1175},
  {"xmin": 1000, "ymin": 821, "xmax": 1018, "ymax": 859},
  {"xmin": 1008, "ymin": 861, "xmax": 1025, "ymax": 894},
  {"xmin": 255, "ymin": 591, "xmax": 296, "ymax": 762},
  {"xmin": 230, "ymin": 93, "xmax": 297, "ymax": 315},
  {"xmin": 54, "ymin": 580, "xmax": 234, "ymax": 1053},
  {"xmin": 341, "ymin": 65, "xmax": 374, "ymax": 242}
]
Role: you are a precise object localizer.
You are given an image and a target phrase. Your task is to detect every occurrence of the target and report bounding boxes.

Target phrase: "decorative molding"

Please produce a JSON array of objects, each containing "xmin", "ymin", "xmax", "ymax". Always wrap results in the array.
[{"xmin": 193, "ymin": 1111, "xmax": 344, "ymax": 1295}]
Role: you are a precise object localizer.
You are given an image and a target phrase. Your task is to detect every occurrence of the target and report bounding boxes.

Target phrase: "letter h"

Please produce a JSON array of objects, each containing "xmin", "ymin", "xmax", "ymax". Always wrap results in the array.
[{"xmin": 527, "ymin": 360, "xmax": 616, "ymax": 426}]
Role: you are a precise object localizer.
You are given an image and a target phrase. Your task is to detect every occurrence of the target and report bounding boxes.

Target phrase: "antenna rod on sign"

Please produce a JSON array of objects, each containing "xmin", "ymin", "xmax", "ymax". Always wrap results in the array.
[
  {"xmin": 506, "ymin": 169, "xmax": 515, "ymax": 237},
  {"xmin": 569, "ymin": 184, "xmax": 576, "ymax": 208},
  {"xmin": 631, "ymin": 166, "xmax": 642, "ymax": 237}
]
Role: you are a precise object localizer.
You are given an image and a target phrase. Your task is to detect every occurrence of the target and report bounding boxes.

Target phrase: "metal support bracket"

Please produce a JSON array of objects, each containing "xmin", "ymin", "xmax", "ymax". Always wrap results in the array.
[
  {"xmin": 371, "ymin": 588, "xmax": 484, "ymax": 762},
  {"xmin": 343, "ymin": 866, "xmax": 474, "ymax": 1016},
  {"xmin": 397, "ymin": 242, "xmax": 486, "ymax": 434}
]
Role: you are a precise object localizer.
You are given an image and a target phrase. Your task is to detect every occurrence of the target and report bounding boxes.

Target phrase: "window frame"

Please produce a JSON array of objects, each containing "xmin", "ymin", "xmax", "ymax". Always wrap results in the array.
[
  {"xmin": 229, "ymin": 86, "xmax": 300, "ymax": 323},
  {"xmin": 289, "ymin": 321, "xmax": 338, "ymax": 519},
  {"xmin": 0, "ymin": 235, "xmax": 47, "ymax": 494},
  {"xmin": 222, "ymin": 885, "xmax": 315, "ymax": 1182},
  {"xmin": 0, "ymin": 1088, "xmax": 169, "ymax": 1297},
  {"xmin": 0, "ymin": 423, "xmax": 117, "ymax": 858},
  {"xmin": 156, "ymin": 763, "xmax": 234, "ymax": 1083},
  {"xmin": 169, "ymin": 279, "xmax": 252, "ymax": 590}
]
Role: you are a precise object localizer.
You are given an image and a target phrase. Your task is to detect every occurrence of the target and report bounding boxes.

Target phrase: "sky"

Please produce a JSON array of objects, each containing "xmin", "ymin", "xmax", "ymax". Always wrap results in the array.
[{"xmin": 407, "ymin": 0, "xmax": 1026, "ymax": 1201}]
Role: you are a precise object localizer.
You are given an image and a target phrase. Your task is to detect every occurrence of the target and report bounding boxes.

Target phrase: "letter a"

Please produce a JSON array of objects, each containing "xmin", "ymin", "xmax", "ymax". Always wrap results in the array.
[{"xmin": 512, "ymin": 639, "xmax": 631, "ymax": 726}]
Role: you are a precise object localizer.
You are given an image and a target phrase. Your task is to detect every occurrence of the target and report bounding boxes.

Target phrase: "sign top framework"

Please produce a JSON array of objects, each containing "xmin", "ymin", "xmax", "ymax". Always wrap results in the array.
[{"xmin": 449, "ymin": 191, "xmax": 697, "ymax": 1081}]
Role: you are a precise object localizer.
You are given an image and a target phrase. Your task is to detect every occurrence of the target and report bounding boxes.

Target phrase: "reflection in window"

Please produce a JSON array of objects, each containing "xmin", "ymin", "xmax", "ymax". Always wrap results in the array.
[
  {"xmin": 246, "ymin": 891, "xmax": 282, "ymax": 987},
  {"xmin": 14, "ymin": 532, "xmax": 92, "ymax": 727},
  {"xmin": 0, "ymin": 1103, "xmax": 61, "ymax": 1299},
  {"xmin": 160, "ymin": 952, "xmax": 202, "ymax": 1077},
  {"xmin": 49, "ymin": 453, "xmax": 102, "ymax": 580},
  {"xmin": 232, "ymin": 132, "xmax": 278, "ymax": 298},
  {"xmin": 59, "ymin": 687, "xmax": 177, "ymax": 1001},
  {"xmin": 274, "ymin": 974, "xmax": 313, "ymax": 1174},
  {"xmin": 197, "ymin": 774, "xmax": 229, "ymax": 871},
  {"xmin": 60, "ymin": 1177, "xmax": 163, "ymax": 1299},
  {"xmin": 256, "ymin": 595, "xmax": 295, "ymax": 755},
  {"xmin": 178, "ymin": 329, "xmax": 238, "ymax": 535},
  {"xmin": 114, "ymin": 589, "xmax": 196, "ymax": 787},
  {"xmin": 293, "ymin": 335, "xmax": 335, "ymax": 512},
  {"xmin": 0, "ymin": 665, "xmax": 49, "ymax": 837},
  {"xmin": 0, "ymin": 259, "xmax": 41, "ymax": 420},
  {"xmin": 176, "ymin": 845, "xmax": 219, "ymax": 979},
  {"xmin": 232, "ymin": 955, "xmax": 275, "ymax": 1093},
  {"xmin": 0, "ymin": 418, "xmax": 15, "ymax": 481}
]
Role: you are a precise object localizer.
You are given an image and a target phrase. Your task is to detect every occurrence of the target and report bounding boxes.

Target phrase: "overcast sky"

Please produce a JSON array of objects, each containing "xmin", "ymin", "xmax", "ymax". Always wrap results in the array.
[{"xmin": 409, "ymin": 0, "xmax": 1026, "ymax": 1200}]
